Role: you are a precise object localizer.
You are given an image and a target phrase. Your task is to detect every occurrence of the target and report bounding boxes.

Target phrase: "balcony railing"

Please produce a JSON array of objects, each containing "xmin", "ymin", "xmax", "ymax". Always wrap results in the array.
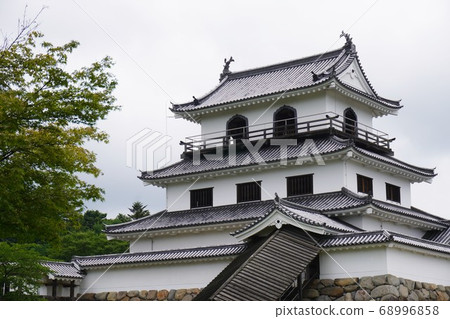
[{"xmin": 181, "ymin": 112, "xmax": 393, "ymax": 154}]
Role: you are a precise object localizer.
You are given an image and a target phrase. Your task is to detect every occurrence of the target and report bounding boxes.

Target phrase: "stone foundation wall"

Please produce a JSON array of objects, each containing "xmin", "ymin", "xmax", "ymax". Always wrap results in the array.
[
  {"xmin": 77, "ymin": 288, "xmax": 202, "ymax": 301},
  {"xmin": 303, "ymin": 274, "xmax": 450, "ymax": 301}
]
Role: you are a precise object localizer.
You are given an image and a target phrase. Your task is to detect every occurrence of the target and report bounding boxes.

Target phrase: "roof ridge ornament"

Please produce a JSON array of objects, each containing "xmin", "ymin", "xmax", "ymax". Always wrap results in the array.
[
  {"xmin": 340, "ymin": 31, "xmax": 355, "ymax": 52},
  {"xmin": 219, "ymin": 56, "xmax": 234, "ymax": 82}
]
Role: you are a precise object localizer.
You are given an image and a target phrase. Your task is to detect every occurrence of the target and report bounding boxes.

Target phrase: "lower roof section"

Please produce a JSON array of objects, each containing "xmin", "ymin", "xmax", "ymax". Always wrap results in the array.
[
  {"xmin": 72, "ymin": 243, "xmax": 246, "ymax": 269},
  {"xmin": 320, "ymin": 230, "xmax": 450, "ymax": 255},
  {"xmin": 105, "ymin": 188, "xmax": 447, "ymax": 237},
  {"xmin": 41, "ymin": 261, "xmax": 84, "ymax": 280}
]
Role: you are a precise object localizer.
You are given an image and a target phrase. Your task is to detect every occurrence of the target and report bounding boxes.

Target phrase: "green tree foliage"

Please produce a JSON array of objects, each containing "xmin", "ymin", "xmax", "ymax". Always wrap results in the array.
[
  {"xmin": 127, "ymin": 201, "xmax": 150, "ymax": 220},
  {"xmin": 82, "ymin": 210, "xmax": 107, "ymax": 233},
  {"xmin": 0, "ymin": 242, "xmax": 50, "ymax": 300},
  {"xmin": 0, "ymin": 25, "xmax": 118, "ymax": 242},
  {"xmin": 48, "ymin": 231, "xmax": 129, "ymax": 262},
  {"xmin": 105, "ymin": 213, "xmax": 132, "ymax": 225}
]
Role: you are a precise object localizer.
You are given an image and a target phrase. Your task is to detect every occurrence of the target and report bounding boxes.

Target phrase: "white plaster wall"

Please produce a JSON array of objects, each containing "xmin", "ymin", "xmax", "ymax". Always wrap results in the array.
[
  {"xmin": 340, "ymin": 215, "xmax": 426, "ymax": 238},
  {"xmin": 325, "ymin": 90, "xmax": 374, "ymax": 128},
  {"xmin": 199, "ymin": 92, "xmax": 327, "ymax": 137},
  {"xmin": 345, "ymin": 160, "xmax": 412, "ymax": 207},
  {"xmin": 129, "ymin": 231, "xmax": 240, "ymax": 253},
  {"xmin": 320, "ymin": 246, "xmax": 450, "ymax": 286},
  {"xmin": 320, "ymin": 247, "xmax": 387, "ymax": 279},
  {"xmin": 79, "ymin": 260, "xmax": 230, "ymax": 293},
  {"xmin": 386, "ymin": 248, "xmax": 450, "ymax": 286},
  {"xmin": 167, "ymin": 161, "xmax": 345, "ymax": 211}
]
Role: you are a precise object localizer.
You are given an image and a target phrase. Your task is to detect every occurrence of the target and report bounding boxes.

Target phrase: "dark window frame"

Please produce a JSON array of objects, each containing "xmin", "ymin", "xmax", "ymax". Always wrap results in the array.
[
  {"xmin": 357, "ymin": 174, "xmax": 373, "ymax": 195},
  {"xmin": 190, "ymin": 187, "xmax": 213, "ymax": 209},
  {"xmin": 286, "ymin": 174, "xmax": 314, "ymax": 197},
  {"xmin": 236, "ymin": 181, "xmax": 261, "ymax": 203},
  {"xmin": 386, "ymin": 183, "xmax": 401, "ymax": 203},
  {"xmin": 226, "ymin": 114, "xmax": 249, "ymax": 140},
  {"xmin": 273, "ymin": 105, "xmax": 298, "ymax": 137},
  {"xmin": 343, "ymin": 108, "xmax": 358, "ymax": 136}
]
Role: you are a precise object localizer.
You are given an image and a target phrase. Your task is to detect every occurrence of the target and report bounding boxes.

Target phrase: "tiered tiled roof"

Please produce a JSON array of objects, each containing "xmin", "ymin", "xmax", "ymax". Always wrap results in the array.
[
  {"xmin": 140, "ymin": 136, "xmax": 435, "ymax": 184},
  {"xmin": 105, "ymin": 188, "xmax": 446, "ymax": 236},
  {"xmin": 171, "ymin": 39, "xmax": 401, "ymax": 116}
]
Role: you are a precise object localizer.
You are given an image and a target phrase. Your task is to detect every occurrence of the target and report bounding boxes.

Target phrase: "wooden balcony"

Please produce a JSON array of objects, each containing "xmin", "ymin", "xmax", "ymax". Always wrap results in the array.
[{"xmin": 181, "ymin": 112, "xmax": 394, "ymax": 156}]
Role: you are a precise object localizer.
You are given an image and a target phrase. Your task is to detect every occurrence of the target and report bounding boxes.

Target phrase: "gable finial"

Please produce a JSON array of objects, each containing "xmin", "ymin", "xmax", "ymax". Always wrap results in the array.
[
  {"xmin": 340, "ymin": 31, "xmax": 355, "ymax": 51},
  {"xmin": 219, "ymin": 56, "xmax": 234, "ymax": 82},
  {"xmin": 274, "ymin": 192, "xmax": 280, "ymax": 203}
]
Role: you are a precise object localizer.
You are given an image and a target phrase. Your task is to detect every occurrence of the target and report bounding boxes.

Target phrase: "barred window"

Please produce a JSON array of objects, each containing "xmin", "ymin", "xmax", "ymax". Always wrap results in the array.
[
  {"xmin": 357, "ymin": 174, "xmax": 373, "ymax": 195},
  {"xmin": 190, "ymin": 188, "xmax": 213, "ymax": 208},
  {"xmin": 286, "ymin": 174, "xmax": 313, "ymax": 196},
  {"xmin": 237, "ymin": 181, "xmax": 261, "ymax": 203},
  {"xmin": 386, "ymin": 183, "xmax": 401, "ymax": 203}
]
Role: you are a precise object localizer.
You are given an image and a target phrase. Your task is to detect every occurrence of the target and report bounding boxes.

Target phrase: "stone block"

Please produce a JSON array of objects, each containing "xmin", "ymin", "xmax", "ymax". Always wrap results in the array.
[
  {"xmin": 398, "ymin": 285, "xmax": 408, "ymax": 298},
  {"xmin": 320, "ymin": 286, "xmax": 344, "ymax": 297},
  {"xmin": 445, "ymin": 286, "xmax": 450, "ymax": 295},
  {"xmin": 404, "ymin": 279, "xmax": 415, "ymax": 291},
  {"xmin": 415, "ymin": 281, "xmax": 422, "ymax": 289},
  {"xmin": 139, "ymin": 290, "xmax": 148, "ymax": 300},
  {"xmin": 127, "ymin": 290, "xmax": 139, "ymax": 298},
  {"xmin": 107, "ymin": 292, "xmax": 117, "ymax": 301},
  {"xmin": 344, "ymin": 285, "xmax": 358, "ymax": 293},
  {"xmin": 175, "ymin": 289, "xmax": 187, "ymax": 301},
  {"xmin": 303, "ymin": 289, "xmax": 319, "ymax": 299},
  {"xmin": 407, "ymin": 291, "xmax": 418, "ymax": 301},
  {"xmin": 130, "ymin": 297, "xmax": 141, "ymax": 301},
  {"xmin": 344, "ymin": 293, "xmax": 353, "ymax": 301},
  {"xmin": 320, "ymin": 279, "xmax": 334, "ymax": 287},
  {"xmin": 168, "ymin": 289, "xmax": 176, "ymax": 301},
  {"xmin": 182, "ymin": 294, "xmax": 193, "ymax": 301},
  {"xmin": 372, "ymin": 275, "xmax": 387, "ymax": 286},
  {"xmin": 386, "ymin": 274, "xmax": 400, "ymax": 286},
  {"xmin": 147, "ymin": 290, "xmax": 157, "ymax": 300},
  {"xmin": 117, "ymin": 291, "xmax": 127, "ymax": 300},
  {"xmin": 429, "ymin": 291, "xmax": 437, "ymax": 301},
  {"xmin": 354, "ymin": 290, "xmax": 371, "ymax": 301},
  {"xmin": 414, "ymin": 289, "xmax": 425, "ymax": 301},
  {"xmin": 423, "ymin": 282, "xmax": 437, "ymax": 290},
  {"xmin": 359, "ymin": 277, "xmax": 374, "ymax": 290},
  {"xmin": 421, "ymin": 288, "xmax": 430, "ymax": 300},
  {"xmin": 436, "ymin": 291, "xmax": 449, "ymax": 301},
  {"xmin": 437, "ymin": 285, "xmax": 445, "ymax": 292},
  {"xmin": 371, "ymin": 285, "xmax": 399, "ymax": 299},
  {"xmin": 308, "ymin": 279, "xmax": 320, "ymax": 290},
  {"xmin": 334, "ymin": 278, "xmax": 358, "ymax": 287},
  {"xmin": 120, "ymin": 296, "xmax": 130, "ymax": 301},
  {"xmin": 157, "ymin": 289, "xmax": 169, "ymax": 301},
  {"xmin": 95, "ymin": 292, "xmax": 108, "ymax": 300}
]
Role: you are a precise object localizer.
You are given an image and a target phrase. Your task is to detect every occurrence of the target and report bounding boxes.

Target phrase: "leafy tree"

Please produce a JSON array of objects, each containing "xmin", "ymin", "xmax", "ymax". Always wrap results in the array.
[
  {"xmin": 0, "ymin": 19, "xmax": 118, "ymax": 242},
  {"xmin": 127, "ymin": 201, "xmax": 150, "ymax": 220},
  {"xmin": 106, "ymin": 213, "xmax": 132, "ymax": 225},
  {"xmin": 48, "ymin": 231, "xmax": 129, "ymax": 262},
  {"xmin": 0, "ymin": 242, "xmax": 50, "ymax": 300},
  {"xmin": 82, "ymin": 210, "xmax": 107, "ymax": 233}
]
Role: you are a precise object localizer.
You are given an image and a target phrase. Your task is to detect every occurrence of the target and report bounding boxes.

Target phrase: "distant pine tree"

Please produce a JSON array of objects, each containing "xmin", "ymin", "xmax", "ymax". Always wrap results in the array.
[{"xmin": 127, "ymin": 201, "xmax": 150, "ymax": 220}]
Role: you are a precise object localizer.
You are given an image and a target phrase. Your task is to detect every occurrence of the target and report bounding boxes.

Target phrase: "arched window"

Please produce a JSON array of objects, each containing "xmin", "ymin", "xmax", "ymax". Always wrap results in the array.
[
  {"xmin": 273, "ymin": 105, "xmax": 297, "ymax": 137},
  {"xmin": 343, "ymin": 108, "xmax": 358, "ymax": 136},
  {"xmin": 226, "ymin": 115, "xmax": 248, "ymax": 140}
]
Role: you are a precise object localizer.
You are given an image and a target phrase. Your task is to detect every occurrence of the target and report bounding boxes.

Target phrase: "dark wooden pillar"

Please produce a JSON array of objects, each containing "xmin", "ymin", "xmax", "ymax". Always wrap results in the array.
[
  {"xmin": 52, "ymin": 279, "xmax": 58, "ymax": 298},
  {"xmin": 70, "ymin": 281, "xmax": 75, "ymax": 299}
]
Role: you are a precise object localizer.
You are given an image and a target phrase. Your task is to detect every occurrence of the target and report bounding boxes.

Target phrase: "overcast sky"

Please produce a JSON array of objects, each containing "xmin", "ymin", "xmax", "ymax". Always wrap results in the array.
[{"xmin": 1, "ymin": 0, "xmax": 449, "ymax": 219}]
